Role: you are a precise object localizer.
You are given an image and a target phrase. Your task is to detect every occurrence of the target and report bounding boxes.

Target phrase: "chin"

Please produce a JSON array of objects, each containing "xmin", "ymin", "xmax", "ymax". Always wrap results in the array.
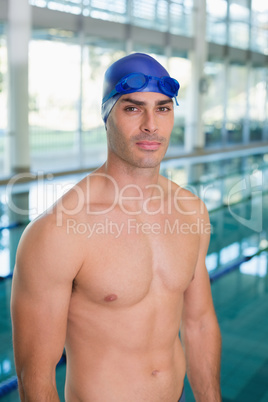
[{"xmin": 133, "ymin": 157, "xmax": 163, "ymax": 169}]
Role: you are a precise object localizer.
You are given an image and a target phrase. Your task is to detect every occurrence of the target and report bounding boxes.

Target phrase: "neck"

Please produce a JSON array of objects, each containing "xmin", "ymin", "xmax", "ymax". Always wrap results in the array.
[{"xmin": 103, "ymin": 156, "xmax": 161, "ymax": 195}]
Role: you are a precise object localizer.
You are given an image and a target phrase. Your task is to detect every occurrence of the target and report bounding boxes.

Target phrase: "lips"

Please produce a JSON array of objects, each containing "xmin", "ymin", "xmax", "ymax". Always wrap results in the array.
[{"xmin": 136, "ymin": 141, "xmax": 161, "ymax": 150}]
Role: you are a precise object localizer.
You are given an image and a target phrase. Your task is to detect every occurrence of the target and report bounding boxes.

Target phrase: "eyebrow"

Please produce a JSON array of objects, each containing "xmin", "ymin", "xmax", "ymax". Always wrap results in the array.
[{"xmin": 119, "ymin": 97, "xmax": 173, "ymax": 106}]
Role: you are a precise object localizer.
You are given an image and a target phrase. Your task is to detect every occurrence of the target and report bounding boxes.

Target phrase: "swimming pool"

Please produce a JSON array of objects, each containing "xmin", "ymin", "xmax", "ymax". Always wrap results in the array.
[{"xmin": 0, "ymin": 150, "xmax": 268, "ymax": 401}]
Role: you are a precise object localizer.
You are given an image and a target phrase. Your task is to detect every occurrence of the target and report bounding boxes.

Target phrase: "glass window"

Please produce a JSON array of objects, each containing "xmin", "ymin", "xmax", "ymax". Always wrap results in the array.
[
  {"xmin": 29, "ymin": 0, "xmax": 196, "ymax": 36},
  {"xmin": 229, "ymin": 22, "xmax": 249, "ymax": 49},
  {"xmin": 169, "ymin": 0, "xmax": 194, "ymax": 37},
  {"xmin": 228, "ymin": 1, "xmax": 250, "ymax": 49},
  {"xmin": 207, "ymin": 0, "xmax": 227, "ymax": 19},
  {"xmin": 249, "ymin": 66, "xmax": 267, "ymax": 142},
  {"xmin": 229, "ymin": 1, "xmax": 250, "ymax": 22},
  {"xmin": 203, "ymin": 61, "xmax": 225, "ymax": 147},
  {"xmin": 30, "ymin": 0, "xmax": 82, "ymax": 14},
  {"xmin": 251, "ymin": 26, "xmax": 268, "ymax": 55},
  {"xmin": 206, "ymin": 0, "xmax": 228, "ymax": 45},
  {"xmin": 169, "ymin": 52, "xmax": 191, "ymax": 150},
  {"xmin": 0, "ymin": 25, "xmax": 7, "ymax": 177},
  {"xmin": 81, "ymin": 39, "xmax": 125, "ymax": 166},
  {"xmin": 226, "ymin": 63, "xmax": 247, "ymax": 144},
  {"xmin": 30, "ymin": 0, "xmax": 128, "ymax": 21},
  {"xmin": 206, "ymin": 19, "xmax": 227, "ymax": 45},
  {"xmin": 29, "ymin": 31, "xmax": 125, "ymax": 172},
  {"xmin": 29, "ymin": 0, "xmax": 47, "ymax": 8},
  {"xmin": 29, "ymin": 31, "xmax": 81, "ymax": 172},
  {"xmin": 251, "ymin": 0, "xmax": 268, "ymax": 13},
  {"xmin": 89, "ymin": 0, "xmax": 127, "ymax": 23},
  {"xmin": 251, "ymin": 1, "xmax": 268, "ymax": 54},
  {"xmin": 131, "ymin": 0, "xmax": 168, "ymax": 31}
]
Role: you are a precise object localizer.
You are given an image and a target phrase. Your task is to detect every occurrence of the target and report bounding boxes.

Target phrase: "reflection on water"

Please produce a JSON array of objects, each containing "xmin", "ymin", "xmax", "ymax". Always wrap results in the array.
[{"xmin": 240, "ymin": 253, "xmax": 267, "ymax": 277}]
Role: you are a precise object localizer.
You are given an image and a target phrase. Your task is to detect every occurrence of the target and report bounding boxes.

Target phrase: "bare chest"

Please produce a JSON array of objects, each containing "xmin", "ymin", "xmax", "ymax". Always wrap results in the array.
[{"xmin": 72, "ymin": 213, "xmax": 200, "ymax": 307}]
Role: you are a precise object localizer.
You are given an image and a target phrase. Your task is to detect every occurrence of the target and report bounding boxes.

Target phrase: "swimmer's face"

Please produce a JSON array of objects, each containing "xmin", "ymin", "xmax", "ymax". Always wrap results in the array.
[{"xmin": 106, "ymin": 92, "xmax": 174, "ymax": 169}]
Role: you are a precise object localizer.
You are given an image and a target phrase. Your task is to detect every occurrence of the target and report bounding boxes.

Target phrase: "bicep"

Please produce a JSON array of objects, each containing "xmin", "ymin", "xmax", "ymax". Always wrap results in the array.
[
  {"xmin": 183, "ymin": 258, "xmax": 214, "ymax": 323},
  {"xmin": 11, "ymin": 217, "xmax": 79, "ymax": 374},
  {"xmin": 11, "ymin": 267, "xmax": 72, "ymax": 372},
  {"xmin": 182, "ymin": 204, "xmax": 215, "ymax": 323}
]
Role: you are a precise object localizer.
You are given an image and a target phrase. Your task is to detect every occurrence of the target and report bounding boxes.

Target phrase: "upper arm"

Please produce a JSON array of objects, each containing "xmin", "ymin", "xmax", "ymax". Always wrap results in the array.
[
  {"xmin": 11, "ymin": 214, "xmax": 81, "ymax": 379},
  {"xmin": 182, "ymin": 199, "xmax": 215, "ymax": 325}
]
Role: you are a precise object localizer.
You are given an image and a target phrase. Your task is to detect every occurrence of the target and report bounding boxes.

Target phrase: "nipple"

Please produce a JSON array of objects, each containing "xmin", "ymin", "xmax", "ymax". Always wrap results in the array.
[{"xmin": 104, "ymin": 294, "xmax": 118, "ymax": 302}]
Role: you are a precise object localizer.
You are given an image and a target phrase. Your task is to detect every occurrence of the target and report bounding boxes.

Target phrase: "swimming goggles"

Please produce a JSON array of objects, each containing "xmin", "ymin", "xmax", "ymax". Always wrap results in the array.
[{"xmin": 102, "ymin": 73, "xmax": 180, "ymax": 105}]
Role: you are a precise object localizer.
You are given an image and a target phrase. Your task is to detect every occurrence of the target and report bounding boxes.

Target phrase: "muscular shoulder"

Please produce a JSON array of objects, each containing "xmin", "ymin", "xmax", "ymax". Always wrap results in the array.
[
  {"xmin": 54, "ymin": 169, "xmax": 115, "ymax": 214},
  {"xmin": 176, "ymin": 185, "xmax": 208, "ymax": 219},
  {"xmin": 16, "ymin": 208, "xmax": 84, "ymax": 281},
  {"xmin": 160, "ymin": 175, "xmax": 209, "ymax": 221},
  {"xmin": 18, "ymin": 211, "xmax": 67, "ymax": 251}
]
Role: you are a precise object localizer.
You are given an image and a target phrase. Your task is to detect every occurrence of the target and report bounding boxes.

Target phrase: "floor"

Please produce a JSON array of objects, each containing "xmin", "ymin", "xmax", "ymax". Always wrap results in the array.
[{"xmin": 0, "ymin": 151, "xmax": 268, "ymax": 401}]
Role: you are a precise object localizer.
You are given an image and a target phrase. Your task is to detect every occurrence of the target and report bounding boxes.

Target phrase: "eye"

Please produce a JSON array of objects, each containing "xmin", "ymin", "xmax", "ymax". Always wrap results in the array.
[
  {"xmin": 158, "ymin": 106, "xmax": 171, "ymax": 112},
  {"xmin": 125, "ymin": 106, "xmax": 138, "ymax": 112}
]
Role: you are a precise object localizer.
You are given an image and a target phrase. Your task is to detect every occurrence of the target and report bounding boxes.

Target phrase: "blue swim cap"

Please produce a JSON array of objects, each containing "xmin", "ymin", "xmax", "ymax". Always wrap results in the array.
[{"xmin": 101, "ymin": 53, "xmax": 179, "ymax": 124}]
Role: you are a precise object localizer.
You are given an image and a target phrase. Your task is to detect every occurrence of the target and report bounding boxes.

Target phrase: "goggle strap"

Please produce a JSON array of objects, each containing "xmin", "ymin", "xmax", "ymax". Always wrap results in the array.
[{"xmin": 102, "ymin": 88, "xmax": 118, "ymax": 104}]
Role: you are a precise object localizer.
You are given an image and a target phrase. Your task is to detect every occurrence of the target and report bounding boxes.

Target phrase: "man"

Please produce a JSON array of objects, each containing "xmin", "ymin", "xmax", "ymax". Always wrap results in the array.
[{"xmin": 11, "ymin": 53, "xmax": 221, "ymax": 401}]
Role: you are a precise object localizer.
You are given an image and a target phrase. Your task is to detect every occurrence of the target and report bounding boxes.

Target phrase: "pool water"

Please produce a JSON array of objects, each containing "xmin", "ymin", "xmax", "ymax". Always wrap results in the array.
[{"xmin": 0, "ymin": 152, "xmax": 268, "ymax": 401}]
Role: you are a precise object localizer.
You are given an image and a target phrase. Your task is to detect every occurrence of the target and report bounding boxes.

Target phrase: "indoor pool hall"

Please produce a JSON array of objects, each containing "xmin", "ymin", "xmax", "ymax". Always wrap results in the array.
[{"xmin": 1, "ymin": 1, "xmax": 268, "ymax": 400}]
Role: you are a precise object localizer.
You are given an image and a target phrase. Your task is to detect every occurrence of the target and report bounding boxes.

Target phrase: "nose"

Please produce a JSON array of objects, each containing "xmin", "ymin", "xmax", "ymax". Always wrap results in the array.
[{"xmin": 140, "ymin": 110, "xmax": 158, "ymax": 134}]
